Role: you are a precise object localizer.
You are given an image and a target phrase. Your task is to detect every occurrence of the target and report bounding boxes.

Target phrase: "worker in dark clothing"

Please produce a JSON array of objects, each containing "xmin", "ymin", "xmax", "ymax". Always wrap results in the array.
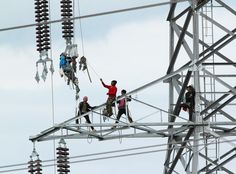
[
  {"xmin": 76, "ymin": 96, "xmax": 95, "ymax": 131},
  {"xmin": 180, "ymin": 85, "xmax": 195, "ymax": 121},
  {"xmin": 112, "ymin": 89, "xmax": 133, "ymax": 129},
  {"xmin": 100, "ymin": 78, "xmax": 117, "ymax": 117}
]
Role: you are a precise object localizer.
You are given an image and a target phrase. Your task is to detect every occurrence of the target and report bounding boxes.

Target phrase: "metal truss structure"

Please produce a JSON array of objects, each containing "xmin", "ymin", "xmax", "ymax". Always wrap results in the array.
[{"xmin": 30, "ymin": 0, "xmax": 236, "ymax": 173}]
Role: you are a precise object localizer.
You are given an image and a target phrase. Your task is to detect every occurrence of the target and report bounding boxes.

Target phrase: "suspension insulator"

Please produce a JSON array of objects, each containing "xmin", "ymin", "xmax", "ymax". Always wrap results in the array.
[
  {"xmin": 63, "ymin": 34, "xmax": 74, "ymax": 38},
  {"xmin": 28, "ymin": 160, "xmax": 35, "ymax": 174},
  {"xmin": 62, "ymin": 26, "xmax": 73, "ymax": 30},
  {"xmin": 56, "ymin": 141, "xmax": 70, "ymax": 174},
  {"xmin": 44, "ymin": 46, "xmax": 51, "ymax": 51},
  {"xmin": 36, "ymin": 26, "xmax": 42, "ymax": 31},
  {"xmin": 61, "ymin": 8, "xmax": 73, "ymax": 13},
  {"xmin": 62, "ymin": 21, "xmax": 73, "ymax": 25},
  {"xmin": 60, "ymin": 0, "xmax": 74, "ymax": 40},
  {"xmin": 61, "ymin": 13, "xmax": 73, "ymax": 17},
  {"xmin": 37, "ymin": 47, "xmax": 44, "ymax": 52},
  {"xmin": 61, "ymin": 0, "xmax": 72, "ymax": 4},
  {"xmin": 57, "ymin": 168, "xmax": 70, "ymax": 173},
  {"xmin": 61, "ymin": 4, "xmax": 72, "ymax": 8},
  {"xmin": 41, "ymin": 4, "xmax": 48, "ymax": 9},
  {"xmin": 34, "ymin": 1, "xmax": 41, "ymax": 6},
  {"xmin": 42, "ymin": 33, "xmax": 50, "ymax": 37},
  {"xmin": 42, "ymin": 0, "xmax": 48, "ymax": 3},
  {"xmin": 62, "ymin": 30, "xmax": 73, "ymax": 34},
  {"xmin": 35, "ymin": 0, "xmax": 51, "ymax": 53},
  {"xmin": 57, "ymin": 151, "xmax": 69, "ymax": 156}
]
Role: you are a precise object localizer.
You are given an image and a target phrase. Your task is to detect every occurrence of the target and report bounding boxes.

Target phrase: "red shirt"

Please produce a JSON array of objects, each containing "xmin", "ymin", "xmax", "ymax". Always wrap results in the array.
[{"xmin": 102, "ymin": 82, "xmax": 117, "ymax": 97}]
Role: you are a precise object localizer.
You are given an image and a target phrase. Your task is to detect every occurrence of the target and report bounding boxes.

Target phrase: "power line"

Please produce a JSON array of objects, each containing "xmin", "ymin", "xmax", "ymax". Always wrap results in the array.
[
  {"xmin": 0, "ymin": 137, "xmax": 236, "ymax": 173},
  {"xmin": 0, "ymin": 0, "xmax": 187, "ymax": 32}
]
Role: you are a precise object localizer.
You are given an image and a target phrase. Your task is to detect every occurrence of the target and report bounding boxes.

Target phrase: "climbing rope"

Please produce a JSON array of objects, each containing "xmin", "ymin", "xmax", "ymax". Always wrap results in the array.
[{"xmin": 77, "ymin": 0, "xmax": 85, "ymax": 56}]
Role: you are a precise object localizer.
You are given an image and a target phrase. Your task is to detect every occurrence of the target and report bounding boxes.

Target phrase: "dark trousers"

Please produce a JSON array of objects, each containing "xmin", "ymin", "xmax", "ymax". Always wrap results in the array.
[
  {"xmin": 180, "ymin": 103, "xmax": 194, "ymax": 121},
  {"xmin": 115, "ymin": 108, "xmax": 133, "ymax": 123},
  {"xmin": 76, "ymin": 112, "xmax": 95, "ymax": 130}
]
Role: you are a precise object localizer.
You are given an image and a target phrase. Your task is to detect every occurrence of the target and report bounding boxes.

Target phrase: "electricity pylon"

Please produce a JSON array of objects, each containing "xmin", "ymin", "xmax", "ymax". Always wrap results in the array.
[{"xmin": 30, "ymin": 0, "xmax": 236, "ymax": 173}]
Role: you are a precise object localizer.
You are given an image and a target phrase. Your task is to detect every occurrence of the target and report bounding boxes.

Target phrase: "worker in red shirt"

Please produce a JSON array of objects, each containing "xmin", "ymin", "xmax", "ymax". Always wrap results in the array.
[{"xmin": 100, "ymin": 78, "xmax": 117, "ymax": 116}]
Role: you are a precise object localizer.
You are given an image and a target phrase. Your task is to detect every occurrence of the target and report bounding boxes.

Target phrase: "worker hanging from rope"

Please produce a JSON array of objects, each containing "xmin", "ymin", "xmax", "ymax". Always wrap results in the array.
[
  {"xmin": 59, "ymin": 52, "xmax": 78, "ymax": 86},
  {"xmin": 60, "ymin": 0, "xmax": 80, "ymax": 96}
]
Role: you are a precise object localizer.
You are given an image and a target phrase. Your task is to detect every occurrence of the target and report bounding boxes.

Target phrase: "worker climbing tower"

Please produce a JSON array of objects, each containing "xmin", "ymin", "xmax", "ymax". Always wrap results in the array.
[{"xmin": 164, "ymin": 0, "xmax": 236, "ymax": 173}]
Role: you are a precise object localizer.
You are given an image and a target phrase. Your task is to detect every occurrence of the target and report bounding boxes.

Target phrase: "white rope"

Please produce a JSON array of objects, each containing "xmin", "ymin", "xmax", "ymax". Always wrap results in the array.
[
  {"xmin": 47, "ymin": 1, "xmax": 56, "ymax": 174},
  {"xmin": 86, "ymin": 60, "xmax": 101, "ymax": 79},
  {"xmin": 77, "ymin": 0, "xmax": 85, "ymax": 56}
]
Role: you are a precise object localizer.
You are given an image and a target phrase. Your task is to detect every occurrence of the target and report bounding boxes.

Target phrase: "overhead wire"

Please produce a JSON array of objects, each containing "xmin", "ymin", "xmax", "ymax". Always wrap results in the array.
[
  {"xmin": 0, "ymin": 138, "xmax": 236, "ymax": 173},
  {"xmin": 0, "ymin": 0, "xmax": 188, "ymax": 33},
  {"xmin": 1, "ymin": 137, "xmax": 236, "ymax": 173}
]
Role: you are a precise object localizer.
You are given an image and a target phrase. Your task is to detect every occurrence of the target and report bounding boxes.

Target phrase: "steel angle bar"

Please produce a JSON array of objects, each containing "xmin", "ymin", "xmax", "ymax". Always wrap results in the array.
[
  {"xmin": 29, "ymin": 127, "xmax": 61, "ymax": 142},
  {"xmin": 167, "ymin": 1, "xmax": 177, "ymax": 21},
  {"xmin": 204, "ymin": 95, "xmax": 236, "ymax": 121},
  {"xmin": 210, "ymin": 126, "xmax": 234, "ymax": 132},
  {"xmin": 167, "ymin": 128, "xmax": 194, "ymax": 174},
  {"xmin": 214, "ymin": 131, "xmax": 236, "ymax": 138},
  {"xmin": 182, "ymin": 26, "xmax": 236, "ymax": 68},
  {"xmin": 52, "ymin": 127, "xmax": 104, "ymax": 141},
  {"xmin": 197, "ymin": 30, "xmax": 236, "ymax": 66},
  {"xmin": 195, "ymin": 0, "xmax": 211, "ymax": 10},
  {"xmin": 172, "ymin": 22, "xmax": 193, "ymax": 59},
  {"xmin": 167, "ymin": 9, "xmax": 192, "ymax": 74},
  {"xmin": 70, "ymin": 122, "xmax": 205, "ymax": 127},
  {"xmin": 38, "ymin": 134, "xmax": 101, "ymax": 141},
  {"xmin": 199, "ymin": 12, "xmax": 234, "ymax": 35},
  {"xmin": 178, "ymin": 25, "xmax": 236, "ymax": 66},
  {"xmin": 164, "ymin": 71, "xmax": 192, "ymax": 173},
  {"xmin": 206, "ymin": 153, "xmax": 236, "ymax": 174},
  {"xmin": 126, "ymin": 63, "xmax": 191, "ymax": 97},
  {"xmin": 180, "ymin": 155, "xmax": 191, "ymax": 174},
  {"xmin": 129, "ymin": 97, "xmax": 189, "ymax": 122},
  {"xmin": 200, "ymin": 87, "xmax": 236, "ymax": 121},
  {"xmin": 200, "ymin": 92, "xmax": 230, "ymax": 113},
  {"xmin": 202, "ymin": 68, "xmax": 236, "ymax": 95},
  {"xmin": 201, "ymin": 99, "xmax": 235, "ymax": 121},
  {"xmin": 215, "ymin": 0, "xmax": 236, "ymax": 16},
  {"xmin": 202, "ymin": 62, "xmax": 236, "ymax": 66},
  {"xmin": 185, "ymin": 154, "xmax": 193, "ymax": 173},
  {"xmin": 199, "ymin": 151, "xmax": 234, "ymax": 174},
  {"xmin": 172, "ymin": 7, "xmax": 191, "ymax": 21},
  {"xmin": 101, "ymin": 133, "xmax": 166, "ymax": 141},
  {"xmin": 172, "ymin": 78, "xmax": 182, "ymax": 94}
]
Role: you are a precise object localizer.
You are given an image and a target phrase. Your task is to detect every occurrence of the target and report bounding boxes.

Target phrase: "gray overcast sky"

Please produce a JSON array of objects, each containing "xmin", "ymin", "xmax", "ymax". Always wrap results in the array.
[{"xmin": 0, "ymin": 0, "xmax": 235, "ymax": 174}]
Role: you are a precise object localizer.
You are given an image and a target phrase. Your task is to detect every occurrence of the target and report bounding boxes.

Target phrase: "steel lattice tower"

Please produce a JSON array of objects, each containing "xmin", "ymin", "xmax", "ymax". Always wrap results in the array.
[{"xmin": 30, "ymin": 0, "xmax": 236, "ymax": 173}]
